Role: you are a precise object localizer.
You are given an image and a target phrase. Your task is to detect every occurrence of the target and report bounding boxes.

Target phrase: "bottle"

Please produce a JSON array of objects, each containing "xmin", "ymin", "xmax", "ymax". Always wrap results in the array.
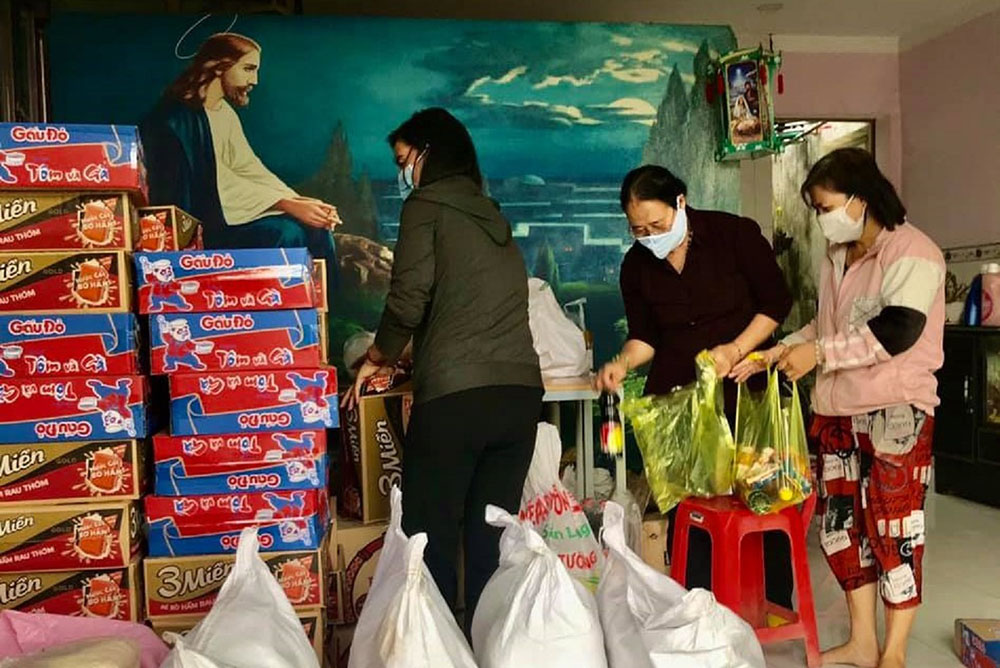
[
  {"xmin": 600, "ymin": 391, "xmax": 624, "ymax": 456},
  {"xmin": 982, "ymin": 263, "xmax": 1000, "ymax": 327},
  {"xmin": 962, "ymin": 264, "xmax": 989, "ymax": 326}
]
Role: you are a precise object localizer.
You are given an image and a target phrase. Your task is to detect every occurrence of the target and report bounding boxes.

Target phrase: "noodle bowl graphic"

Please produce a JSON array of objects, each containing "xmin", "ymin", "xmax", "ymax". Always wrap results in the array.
[
  {"xmin": 77, "ymin": 572, "xmax": 125, "ymax": 618},
  {"xmin": 63, "ymin": 259, "xmax": 114, "ymax": 307},
  {"xmin": 67, "ymin": 513, "xmax": 116, "ymax": 562},
  {"xmin": 74, "ymin": 199, "xmax": 119, "ymax": 247}
]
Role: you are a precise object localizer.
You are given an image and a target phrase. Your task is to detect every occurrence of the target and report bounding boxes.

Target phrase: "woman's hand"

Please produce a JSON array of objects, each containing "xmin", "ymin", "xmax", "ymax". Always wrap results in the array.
[
  {"xmin": 708, "ymin": 343, "xmax": 741, "ymax": 377},
  {"xmin": 730, "ymin": 344, "xmax": 787, "ymax": 383},
  {"xmin": 595, "ymin": 356, "xmax": 628, "ymax": 393},
  {"xmin": 777, "ymin": 342, "xmax": 818, "ymax": 382},
  {"xmin": 342, "ymin": 352, "xmax": 388, "ymax": 411}
]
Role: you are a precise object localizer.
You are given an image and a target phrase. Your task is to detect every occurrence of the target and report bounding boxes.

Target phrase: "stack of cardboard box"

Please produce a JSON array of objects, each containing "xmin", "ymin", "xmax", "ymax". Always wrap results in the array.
[
  {"xmin": 0, "ymin": 122, "xmax": 152, "ymax": 622},
  {"xmin": 134, "ymin": 246, "xmax": 336, "ymax": 661}
]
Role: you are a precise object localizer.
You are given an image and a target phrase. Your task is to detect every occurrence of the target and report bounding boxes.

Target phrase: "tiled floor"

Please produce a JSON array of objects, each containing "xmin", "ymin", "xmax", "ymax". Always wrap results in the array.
[{"xmin": 764, "ymin": 491, "xmax": 1000, "ymax": 667}]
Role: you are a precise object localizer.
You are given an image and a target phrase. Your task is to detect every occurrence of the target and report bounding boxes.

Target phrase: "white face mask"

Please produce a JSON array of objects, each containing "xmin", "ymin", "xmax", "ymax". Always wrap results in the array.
[
  {"xmin": 817, "ymin": 196, "xmax": 865, "ymax": 244},
  {"xmin": 397, "ymin": 162, "xmax": 416, "ymax": 200},
  {"xmin": 636, "ymin": 199, "xmax": 688, "ymax": 260}
]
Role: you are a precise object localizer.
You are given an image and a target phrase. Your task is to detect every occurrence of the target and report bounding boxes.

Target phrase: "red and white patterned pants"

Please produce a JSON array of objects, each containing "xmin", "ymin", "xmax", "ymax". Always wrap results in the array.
[{"xmin": 812, "ymin": 405, "xmax": 933, "ymax": 609}]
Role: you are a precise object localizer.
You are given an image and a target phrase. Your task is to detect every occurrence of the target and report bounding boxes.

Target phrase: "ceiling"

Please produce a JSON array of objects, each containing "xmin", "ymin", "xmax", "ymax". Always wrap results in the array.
[{"xmin": 48, "ymin": 0, "xmax": 1000, "ymax": 51}]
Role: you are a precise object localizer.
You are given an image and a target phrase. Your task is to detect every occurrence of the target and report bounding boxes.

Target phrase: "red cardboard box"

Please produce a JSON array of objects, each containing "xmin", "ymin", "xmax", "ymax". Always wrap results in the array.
[
  {"xmin": 0, "ymin": 439, "xmax": 144, "ymax": 505},
  {"xmin": 0, "ymin": 313, "xmax": 139, "ymax": 378},
  {"xmin": 0, "ymin": 123, "xmax": 146, "ymax": 199},
  {"xmin": 0, "ymin": 191, "xmax": 136, "ymax": 251},
  {"xmin": 136, "ymin": 206, "xmax": 202, "ymax": 252},
  {"xmin": 152, "ymin": 429, "xmax": 326, "ymax": 496},
  {"xmin": 144, "ymin": 489, "xmax": 328, "ymax": 557},
  {"xmin": 0, "ymin": 501, "xmax": 139, "ymax": 572},
  {"xmin": 148, "ymin": 310, "xmax": 321, "ymax": 375},
  {"xmin": 0, "ymin": 251, "xmax": 130, "ymax": 314},
  {"xmin": 134, "ymin": 249, "xmax": 315, "ymax": 314},
  {"xmin": 169, "ymin": 368, "xmax": 338, "ymax": 436},
  {"xmin": 0, "ymin": 375, "xmax": 149, "ymax": 444},
  {"xmin": 0, "ymin": 558, "xmax": 141, "ymax": 621}
]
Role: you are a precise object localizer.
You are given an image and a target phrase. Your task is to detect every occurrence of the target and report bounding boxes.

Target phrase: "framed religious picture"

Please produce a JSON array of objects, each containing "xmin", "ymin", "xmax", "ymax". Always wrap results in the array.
[{"xmin": 712, "ymin": 46, "xmax": 782, "ymax": 160}]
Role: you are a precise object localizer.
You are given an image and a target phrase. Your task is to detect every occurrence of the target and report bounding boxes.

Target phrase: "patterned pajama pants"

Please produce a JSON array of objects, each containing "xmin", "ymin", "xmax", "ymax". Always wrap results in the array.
[{"xmin": 812, "ymin": 405, "xmax": 933, "ymax": 609}]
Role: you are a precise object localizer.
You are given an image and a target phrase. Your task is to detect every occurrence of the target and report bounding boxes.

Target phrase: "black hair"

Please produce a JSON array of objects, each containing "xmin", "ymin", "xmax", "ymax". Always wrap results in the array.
[
  {"xmin": 388, "ymin": 108, "xmax": 483, "ymax": 189},
  {"xmin": 801, "ymin": 148, "xmax": 906, "ymax": 230},
  {"xmin": 619, "ymin": 165, "xmax": 688, "ymax": 212}
]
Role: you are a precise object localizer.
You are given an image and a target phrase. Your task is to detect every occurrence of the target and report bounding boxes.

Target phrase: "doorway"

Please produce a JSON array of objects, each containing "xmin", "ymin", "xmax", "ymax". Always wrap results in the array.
[{"xmin": 771, "ymin": 120, "xmax": 875, "ymax": 338}]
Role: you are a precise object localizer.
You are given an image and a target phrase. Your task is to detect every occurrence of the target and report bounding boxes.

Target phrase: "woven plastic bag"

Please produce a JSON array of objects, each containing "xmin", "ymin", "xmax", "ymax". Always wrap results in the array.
[
  {"xmin": 622, "ymin": 351, "xmax": 735, "ymax": 513},
  {"xmin": 471, "ymin": 506, "xmax": 607, "ymax": 668},
  {"xmin": 597, "ymin": 502, "xmax": 765, "ymax": 668},
  {"xmin": 520, "ymin": 422, "xmax": 604, "ymax": 591},
  {"xmin": 734, "ymin": 364, "xmax": 813, "ymax": 515},
  {"xmin": 349, "ymin": 487, "xmax": 476, "ymax": 668},
  {"xmin": 159, "ymin": 527, "xmax": 319, "ymax": 668}
]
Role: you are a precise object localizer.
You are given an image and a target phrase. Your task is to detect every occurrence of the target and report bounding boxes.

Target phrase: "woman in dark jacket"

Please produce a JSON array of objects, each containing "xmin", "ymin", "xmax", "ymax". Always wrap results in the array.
[
  {"xmin": 596, "ymin": 164, "xmax": 795, "ymax": 605},
  {"xmin": 347, "ymin": 108, "xmax": 543, "ymax": 626}
]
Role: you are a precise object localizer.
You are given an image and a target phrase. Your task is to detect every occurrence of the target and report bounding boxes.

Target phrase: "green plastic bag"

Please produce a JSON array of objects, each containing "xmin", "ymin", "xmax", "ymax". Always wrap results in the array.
[
  {"xmin": 734, "ymin": 363, "xmax": 814, "ymax": 514},
  {"xmin": 622, "ymin": 351, "xmax": 735, "ymax": 513}
]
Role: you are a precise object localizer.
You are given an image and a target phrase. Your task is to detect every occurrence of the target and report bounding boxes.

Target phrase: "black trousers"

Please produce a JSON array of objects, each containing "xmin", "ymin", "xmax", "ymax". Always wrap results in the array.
[
  {"xmin": 401, "ymin": 384, "xmax": 543, "ymax": 630},
  {"xmin": 666, "ymin": 507, "xmax": 794, "ymax": 608}
]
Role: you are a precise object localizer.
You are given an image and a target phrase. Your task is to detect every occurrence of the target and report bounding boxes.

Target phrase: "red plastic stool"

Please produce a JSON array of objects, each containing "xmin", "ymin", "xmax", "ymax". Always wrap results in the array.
[{"xmin": 671, "ymin": 493, "xmax": 821, "ymax": 667}]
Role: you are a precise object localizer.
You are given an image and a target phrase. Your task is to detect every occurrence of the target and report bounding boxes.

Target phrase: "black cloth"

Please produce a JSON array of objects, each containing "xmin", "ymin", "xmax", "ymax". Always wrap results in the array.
[
  {"xmin": 401, "ymin": 385, "xmax": 544, "ymax": 633},
  {"xmin": 375, "ymin": 176, "xmax": 542, "ymax": 405},
  {"xmin": 868, "ymin": 305, "xmax": 927, "ymax": 355},
  {"xmin": 620, "ymin": 207, "xmax": 793, "ymax": 415}
]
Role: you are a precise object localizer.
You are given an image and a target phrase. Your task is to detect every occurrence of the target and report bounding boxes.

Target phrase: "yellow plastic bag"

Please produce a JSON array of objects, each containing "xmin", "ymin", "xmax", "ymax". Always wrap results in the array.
[
  {"xmin": 622, "ymin": 351, "xmax": 735, "ymax": 513},
  {"xmin": 734, "ymin": 363, "xmax": 813, "ymax": 514}
]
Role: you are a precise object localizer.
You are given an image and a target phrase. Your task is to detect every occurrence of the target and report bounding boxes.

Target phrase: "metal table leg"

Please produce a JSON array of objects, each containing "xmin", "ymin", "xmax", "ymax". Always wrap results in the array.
[{"xmin": 582, "ymin": 398, "xmax": 595, "ymax": 500}]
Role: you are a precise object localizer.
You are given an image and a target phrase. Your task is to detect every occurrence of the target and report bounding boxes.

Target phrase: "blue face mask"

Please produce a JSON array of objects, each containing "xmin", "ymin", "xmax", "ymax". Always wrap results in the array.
[{"xmin": 636, "ymin": 200, "xmax": 688, "ymax": 260}]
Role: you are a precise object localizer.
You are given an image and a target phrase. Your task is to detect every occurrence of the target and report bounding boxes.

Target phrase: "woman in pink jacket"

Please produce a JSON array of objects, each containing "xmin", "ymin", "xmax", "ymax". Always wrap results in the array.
[{"xmin": 734, "ymin": 148, "xmax": 945, "ymax": 668}]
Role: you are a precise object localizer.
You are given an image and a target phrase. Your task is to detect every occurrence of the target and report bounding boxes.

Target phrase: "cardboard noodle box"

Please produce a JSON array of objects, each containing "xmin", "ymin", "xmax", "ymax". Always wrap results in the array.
[
  {"xmin": 134, "ymin": 248, "xmax": 316, "ymax": 314},
  {"xmin": 143, "ymin": 547, "xmax": 325, "ymax": 618},
  {"xmin": 153, "ymin": 429, "xmax": 327, "ymax": 496},
  {"xmin": 135, "ymin": 206, "xmax": 202, "ymax": 252},
  {"xmin": 0, "ymin": 123, "xmax": 147, "ymax": 198},
  {"xmin": 0, "ymin": 313, "xmax": 139, "ymax": 378},
  {"xmin": 312, "ymin": 259, "xmax": 327, "ymax": 313},
  {"xmin": 149, "ymin": 309, "xmax": 321, "ymax": 375},
  {"xmin": 0, "ymin": 501, "xmax": 139, "ymax": 572},
  {"xmin": 0, "ymin": 439, "xmax": 143, "ymax": 505},
  {"xmin": 0, "ymin": 191, "xmax": 136, "ymax": 251},
  {"xmin": 955, "ymin": 619, "xmax": 1000, "ymax": 668},
  {"xmin": 0, "ymin": 374, "xmax": 149, "ymax": 444},
  {"xmin": 151, "ymin": 610, "xmax": 325, "ymax": 660},
  {"xmin": 0, "ymin": 558, "xmax": 141, "ymax": 621},
  {"xmin": 169, "ymin": 368, "xmax": 338, "ymax": 436},
  {"xmin": 144, "ymin": 489, "xmax": 328, "ymax": 557},
  {"xmin": 334, "ymin": 518, "xmax": 387, "ymax": 624},
  {"xmin": 338, "ymin": 383, "xmax": 412, "ymax": 524},
  {"xmin": 0, "ymin": 251, "xmax": 130, "ymax": 314}
]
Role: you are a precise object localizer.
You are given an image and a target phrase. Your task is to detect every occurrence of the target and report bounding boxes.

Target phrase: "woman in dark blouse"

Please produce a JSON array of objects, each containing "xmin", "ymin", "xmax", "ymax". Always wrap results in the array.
[{"xmin": 597, "ymin": 164, "xmax": 794, "ymax": 601}]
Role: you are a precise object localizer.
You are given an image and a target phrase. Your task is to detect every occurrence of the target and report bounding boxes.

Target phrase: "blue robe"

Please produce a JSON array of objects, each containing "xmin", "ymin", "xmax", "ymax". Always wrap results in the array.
[{"xmin": 139, "ymin": 99, "xmax": 338, "ymax": 292}]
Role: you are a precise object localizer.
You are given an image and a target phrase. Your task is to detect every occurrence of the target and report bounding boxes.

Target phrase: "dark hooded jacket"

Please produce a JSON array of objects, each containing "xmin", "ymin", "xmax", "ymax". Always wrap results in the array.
[{"xmin": 374, "ymin": 175, "xmax": 542, "ymax": 404}]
